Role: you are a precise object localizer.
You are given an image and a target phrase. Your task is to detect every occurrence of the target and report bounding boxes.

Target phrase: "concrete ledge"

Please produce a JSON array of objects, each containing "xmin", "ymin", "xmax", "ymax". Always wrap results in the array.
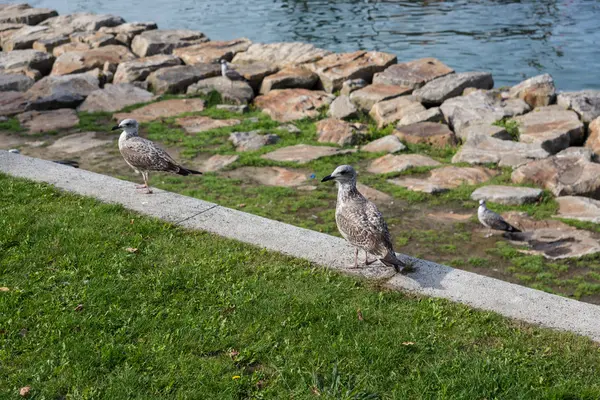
[{"xmin": 2, "ymin": 150, "xmax": 600, "ymax": 342}]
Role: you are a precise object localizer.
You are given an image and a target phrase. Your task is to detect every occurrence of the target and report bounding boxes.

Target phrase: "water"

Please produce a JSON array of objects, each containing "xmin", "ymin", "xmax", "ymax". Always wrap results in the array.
[{"xmin": 29, "ymin": 0, "xmax": 600, "ymax": 90}]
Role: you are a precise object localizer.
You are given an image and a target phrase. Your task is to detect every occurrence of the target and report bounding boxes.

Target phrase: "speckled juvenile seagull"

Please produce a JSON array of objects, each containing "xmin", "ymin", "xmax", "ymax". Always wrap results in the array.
[
  {"xmin": 322, "ymin": 165, "xmax": 407, "ymax": 272},
  {"xmin": 220, "ymin": 59, "xmax": 246, "ymax": 87},
  {"xmin": 477, "ymin": 199, "xmax": 521, "ymax": 237},
  {"xmin": 112, "ymin": 119, "xmax": 202, "ymax": 194}
]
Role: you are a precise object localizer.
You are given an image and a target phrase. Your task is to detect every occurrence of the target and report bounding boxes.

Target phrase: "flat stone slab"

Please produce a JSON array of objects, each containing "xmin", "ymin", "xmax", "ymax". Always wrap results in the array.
[
  {"xmin": 0, "ymin": 49, "xmax": 54, "ymax": 75},
  {"xmin": 98, "ymin": 22, "xmax": 158, "ymax": 46},
  {"xmin": 199, "ymin": 154, "xmax": 239, "ymax": 172},
  {"xmin": 46, "ymin": 131, "xmax": 112, "ymax": 153},
  {"xmin": 389, "ymin": 166, "xmax": 497, "ymax": 193},
  {"xmin": 586, "ymin": 117, "xmax": 600, "ymax": 157},
  {"xmin": 51, "ymin": 45, "xmax": 135, "ymax": 76},
  {"xmin": 340, "ymin": 78, "xmax": 367, "ymax": 96},
  {"xmin": 373, "ymin": 57, "xmax": 454, "ymax": 89},
  {"xmin": 17, "ymin": 108, "xmax": 79, "ymax": 134},
  {"xmin": 397, "ymin": 107, "xmax": 443, "ymax": 127},
  {"xmin": 327, "ymin": 95, "xmax": 358, "ymax": 120},
  {"xmin": 259, "ymin": 66, "xmax": 318, "ymax": 94},
  {"xmin": 261, "ymin": 144, "xmax": 354, "ymax": 163},
  {"xmin": 232, "ymin": 42, "xmax": 330, "ymax": 68},
  {"xmin": 187, "ymin": 76, "xmax": 254, "ymax": 105},
  {"xmin": 557, "ymin": 90, "xmax": 600, "ymax": 123},
  {"xmin": 172, "ymin": 38, "xmax": 252, "ymax": 64},
  {"xmin": 367, "ymin": 153, "xmax": 441, "ymax": 174},
  {"xmin": 555, "ymin": 196, "xmax": 600, "ymax": 224},
  {"xmin": 1, "ymin": 25, "xmax": 58, "ymax": 51},
  {"xmin": 77, "ymin": 83, "xmax": 154, "ymax": 113},
  {"xmin": 471, "ymin": 185, "xmax": 543, "ymax": 205},
  {"xmin": 40, "ymin": 12, "xmax": 124, "ymax": 31},
  {"xmin": 229, "ymin": 131, "xmax": 279, "ymax": 151},
  {"xmin": 216, "ymin": 104, "xmax": 248, "ymax": 114},
  {"xmin": 227, "ymin": 166, "xmax": 308, "ymax": 187},
  {"xmin": 356, "ymin": 183, "xmax": 392, "ymax": 204},
  {"xmin": 229, "ymin": 62, "xmax": 278, "ymax": 92},
  {"xmin": 131, "ymin": 29, "xmax": 209, "ymax": 57},
  {"xmin": 369, "ymin": 95, "xmax": 426, "ymax": 128},
  {"xmin": 457, "ymin": 123, "xmax": 512, "ymax": 142},
  {"xmin": 0, "ymin": 6, "xmax": 57, "ymax": 25},
  {"xmin": 394, "ymin": 122, "xmax": 457, "ymax": 147},
  {"xmin": 114, "ymin": 55, "xmax": 182, "ymax": 83},
  {"xmin": 113, "ymin": 98, "xmax": 205, "ymax": 123},
  {"xmin": 32, "ymin": 35, "xmax": 70, "ymax": 53},
  {"xmin": 24, "ymin": 72, "xmax": 99, "ymax": 111},
  {"xmin": 361, "ymin": 135, "xmax": 406, "ymax": 154},
  {"xmin": 413, "ymin": 71, "xmax": 494, "ymax": 106},
  {"xmin": 0, "ymin": 91, "xmax": 26, "ymax": 116},
  {"xmin": 0, "ymin": 72, "xmax": 34, "ymax": 92},
  {"xmin": 176, "ymin": 116, "xmax": 240, "ymax": 133},
  {"xmin": 304, "ymin": 50, "xmax": 397, "ymax": 93},
  {"xmin": 349, "ymin": 83, "xmax": 412, "ymax": 112},
  {"xmin": 69, "ymin": 31, "xmax": 119, "ymax": 48},
  {"xmin": 315, "ymin": 118, "xmax": 365, "ymax": 146},
  {"xmin": 147, "ymin": 64, "xmax": 220, "ymax": 95},
  {"xmin": 253, "ymin": 89, "xmax": 334, "ymax": 122},
  {"xmin": 52, "ymin": 42, "xmax": 90, "ymax": 57},
  {"xmin": 515, "ymin": 105, "xmax": 584, "ymax": 154},
  {"xmin": 508, "ymin": 73, "xmax": 556, "ymax": 108}
]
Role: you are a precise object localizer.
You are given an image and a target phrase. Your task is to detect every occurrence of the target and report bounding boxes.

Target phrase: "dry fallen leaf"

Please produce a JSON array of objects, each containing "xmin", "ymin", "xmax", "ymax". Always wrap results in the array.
[
  {"xmin": 238, "ymin": 203, "xmax": 246, "ymax": 208},
  {"xmin": 130, "ymin": 219, "xmax": 134, "ymax": 224},
  {"xmin": 74, "ymin": 304, "xmax": 84, "ymax": 312},
  {"xmin": 125, "ymin": 247, "xmax": 138, "ymax": 253},
  {"xmin": 357, "ymin": 309, "xmax": 364, "ymax": 321},
  {"xmin": 402, "ymin": 341, "xmax": 415, "ymax": 346},
  {"xmin": 311, "ymin": 386, "xmax": 321, "ymax": 396},
  {"xmin": 19, "ymin": 386, "xmax": 31, "ymax": 397},
  {"xmin": 0, "ymin": 287, "xmax": 9, "ymax": 292}
]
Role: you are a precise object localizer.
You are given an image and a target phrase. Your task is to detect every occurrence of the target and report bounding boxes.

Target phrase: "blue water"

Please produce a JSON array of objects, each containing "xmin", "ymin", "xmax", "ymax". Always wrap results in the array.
[{"xmin": 29, "ymin": 0, "xmax": 600, "ymax": 90}]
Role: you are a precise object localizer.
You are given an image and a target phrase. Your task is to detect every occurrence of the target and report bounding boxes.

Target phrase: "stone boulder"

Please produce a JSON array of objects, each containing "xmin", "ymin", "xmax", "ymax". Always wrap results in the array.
[
  {"xmin": 259, "ymin": 67, "xmax": 318, "ymax": 94},
  {"xmin": 373, "ymin": 57, "xmax": 454, "ymax": 89},
  {"xmin": 131, "ymin": 29, "xmax": 209, "ymax": 57},
  {"xmin": 69, "ymin": 31, "xmax": 119, "ymax": 48},
  {"xmin": 470, "ymin": 185, "xmax": 542, "ymax": 205},
  {"xmin": 31, "ymin": 35, "xmax": 70, "ymax": 52},
  {"xmin": 394, "ymin": 122, "xmax": 457, "ymax": 147},
  {"xmin": 226, "ymin": 166, "xmax": 309, "ymax": 187},
  {"xmin": 340, "ymin": 78, "xmax": 367, "ymax": 96},
  {"xmin": 508, "ymin": 73, "xmax": 556, "ymax": 108},
  {"xmin": 216, "ymin": 104, "xmax": 247, "ymax": 114},
  {"xmin": 176, "ymin": 116, "xmax": 240, "ymax": 133},
  {"xmin": 361, "ymin": 135, "xmax": 406, "ymax": 154},
  {"xmin": 17, "ymin": 108, "xmax": 79, "ymax": 133},
  {"xmin": 515, "ymin": 105, "xmax": 584, "ymax": 154},
  {"xmin": 98, "ymin": 22, "xmax": 158, "ymax": 46},
  {"xmin": 369, "ymin": 95, "xmax": 425, "ymax": 128},
  {"xmin": 555, "ymin": 196, "xmax": 600, "ymax": 223},
  {"xmin": 24, "ymin": 72, "xmax": 99, "ymax": 110},
  {"xmin": 397, "ymin": 107, "xmax": 444, "ymax": 127},
  {"xmin": 232, "ymin": 42, "xmax": 330, "ymax": 68},
  {"xmin": 52, "ymin": 42, "xmax": 90, "ymax": 57},
  {"xmin": 173, "ymin": 38, "xmax": 252, "ymax": 64},
  {"xmin": 456, "ymin": 123, "xmax": 511, "ymax": 142},
  {"xmin": 46, "ymin": 131, "xmax": 112, "ymax": 154},
  {"xmin": 229, "ymin": 62, "xmax": 278, "ymax": 92},
  {"xmin": 0, "ymin": 91, "xmax": 27, "ymax": 115},
  {"xmin": 229, "ymin": 131, "xmax": 280, "ymax": 151},
  {"xmin": 146, "ymin": 64, "xmax": 220, "ymax": 94},
  {"xmin": 389, "ymin": 166, "xmax": 497, "ymax": 194},
  {"xmin": 367, "ymin": 153, "xmax": 441, "ymax": 174},
  {"xmin": 349, "ymin": 84, "xmax": 412, "ymax": 112},
  {"xmin": 413, "ymin": 71, "xmax": 494, "ymax": 106},
  {"xmin": 261, "ymin": 144, "xmax": 354, "ymax": 163},
  {"xmin": 253, "ymin": 89, "xmax": 334, "ymax": 122},
  {"xmin": 200, "ymin": 154, "xmax": 239, "ymax": 172},
  {"xmin": 585, "ymin": 116, "xmax": 600, "ymax": 157},
  {"xmin": 557, "ymin": 90, "xmax": 600, "ymax": 123},
  {"xmin": 511, "ymin": 148, "xmax": 600, "ymax": 198},
  {"xmin": 327, "ymin": 95, "xmax": 357, "ymax": 120},
  {"xmin": 113, "ymin": 98, "xmax": 205, "ymax": 123},
  {"xmin": 113, "ymin": 55, "xmax": 182, "ymax": 83},
  {"xmin": 77, "ymin": 83, "xmax": 154, "ymax": 112},
  {"xmin": 1, "ymin": 25, "xmax": 60, "ymax": 51},
  {"xmin": 0, "ymin": 6, "xmax": 57, "ymax": 25},
  {"xmin": 315, "ymin": 118, "xmax": 365, "ymax": 146},
  {"xmin": 0, "ymin": 22, "xmax": 24, "ymax": 43},
  {"xmin": 51, "ymin": 45, "xmax": 135, "ymax": 76},
  {"xmin": 0, "ymin": 49, "xmax": 54, "ymax": 75},
  {"xmin": 186, "ymin": 76, "xmax": 254, "ymax": 104},
  {"xmin": 41, "ymin": 12, "xmax": 124, "ymax": 31},
  {"xmin": 304, "ymin": 50, "xmax": 397, "ymax": 93},
  {"xmin": 0, "ymin": 72, "xmax": 34, "ymax": 91}
]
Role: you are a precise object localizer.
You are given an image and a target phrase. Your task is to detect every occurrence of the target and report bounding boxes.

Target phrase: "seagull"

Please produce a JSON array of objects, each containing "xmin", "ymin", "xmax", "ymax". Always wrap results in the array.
[
  {"xmin": 477, "ymin": 199, "xmax": 521, "ymax": 237},
  {"xmin": 322, "ymin": 165, "xmax": 407, "ymax": 272},
  {"xmin": 220, "ymin": 59, "xmax": 246, "ymax": 88},
  {"xmin": 112, "ymin": 119, "xmax": 202, "ymax": 194}
]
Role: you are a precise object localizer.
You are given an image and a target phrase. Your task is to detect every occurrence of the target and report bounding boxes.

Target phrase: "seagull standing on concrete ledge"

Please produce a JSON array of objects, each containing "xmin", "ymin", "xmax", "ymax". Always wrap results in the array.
[
  {"xmin": 113, "ymin": 119, "xmax": 202, "ymax": 194},
  {"xmin": 477, "ymin": 199, "xmax": 521, "ymax": 237},
  {"xmin": 322, "ymin": 165, "xmax": 407, "ymax": 273},
  {"xmin": 220, "ymin": 59, "xmax": 246, "ymax": 87}
]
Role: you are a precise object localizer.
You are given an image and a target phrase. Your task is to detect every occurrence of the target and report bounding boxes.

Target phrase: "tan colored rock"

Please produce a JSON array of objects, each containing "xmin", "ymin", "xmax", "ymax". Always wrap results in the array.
[
  {"xmin": 113, "ymin": 55, "xmax": 182, "ymax": 83},
  {"xmin": 356, "ymin": 183, "xmax": 392, "ymax": 204},
  {"xmin": 0, "ymin": 91, "xmax": 26, "ymax": 116},
  {"xmin": 98, "ymin": 22, "xmax": 158, "ymax": 46},
  {"xmin": 456, "ymin": 123, "xmax": 511, "ymax": 142},
  {"xmin": 40, "ymin": 13, "xmax": 125, "ymax": 31},
  {"xmin": 555, "ymin": 196, "xmax": 600, "ymax": 223},
  {"xmin": 51, "ymin": 45, "xmax": 136, "ymax": 76},
  {"xmin": 0, "ymin": 49, "xmax": 54, "ymax": 75},
  {"xmin": 229, "ymin": 131, "xmax": 280, "ymax": 151},
  {"xmin": 388, "ymin": 166, "xmax": 497, "ymax": 194},
  {"xmin": 232, "ymin": 42, "xmax": 330, "ymax": 68},
  {"xmin": 131, "ymin": 29, "xmax": 209, "ymax": 57},
  {"xmin": 77, "ymin": 83, "xmax": 154, "ymax": 113},
  {"xmin": 176, "ymin": 116, "xmax": 240, "ymax": 133},
  {"xmin": 199, "ymin": 154, "xmax": 239, "ymax": 172},
  {"xmin": 369, "ymin": 95, "xmax": 426, "ymax": 128},
  {"xmin": 315, "ymin": 118, "xmax": 365, "ymax": 146},
  {"xmin": 254, "ymin": 89, "xmax": 334, "ymax": 122},
  {"xmin": 586, "ymin": 117, "xmax": 600, "ymax": 157},
  {"xmin": 173, "ymin": 38, "xmax": 252, "ymax": 64},
  {"xmin": 113, "ymin": 98, "xmax": 205, "ymax": 123},
  {"xmin": 394, "ymin": 122, "xmax": 457, "ymax": 147},
  {"xmin": 0, "ymin": 22, "xmax": 24, "ymax": 42},
  {"xmin": 0, "ymin": 6, "xmax": 57, "ymax": 25},
  {"xmin": 367, "ymin": 153, "xmax": 441, "ymax": 174},
  {"xmin": 229, "ymin": 62, "xmax": 278, "ymax": 92},
  {"xmin": 1, "ymin": 25, "xmax": 55, "ymax": 51},
  {"xmin": 70, "ymin": 31, "xmax": 119, "ymax": 48},
  {"xmin": 227, "ymin": 166, "xmax": 308, "ymax": 187},
  {"xmin": 186, "ymin": 76, "xmax": 254, "ymax": 104},
  {"xmin": 373, "ymin": 57, "xmax": 454, "ymax": 89},
  {"xmin": 31, "ymin": 35, "xmax": 69, "ymax": 52},
  {"xmin": 259, "ymin": 66, "xmax": 318, "ymax": 94},
  {"xmin": 146, "ymin": 64, "xmax": 220, "ymax": 95},
  {"xmin": 17, "ymin": 108, "xmax": 79, "ymax": 133},
  {"xmin": 349, "ymin": 84, "xmax": 412, "ymax": 112},
  {"xmin": 261, "ymin": 144, "xmax": 354, "ymax": 163},
  {"xmin": 46, "ymin": 131, "xmax": 112, "ymax": 153},
  {"xmin": 471, "ymin": 185, "xmax": 543, "ymax": 205},
  {"xmin": 52, "ymin": 42, "xmax": 90, "ymax": 57},
  {"xmin": 304, "ymin": 50, "xmax": 397, "ymax": 93},
  {"xmin": 397, "ymin": 107, "xmax": 444, "ymax": 127},
  {"xmin": 327, "ymin": 95, "xmax": 358, "ymax": 120},
  {"xmin": 361, "ymin": 135, "xmax": 406, "ymax": 153},
  {"xmin": 508, "ymin": 73, "xmax": 556, "ymax": 108}
]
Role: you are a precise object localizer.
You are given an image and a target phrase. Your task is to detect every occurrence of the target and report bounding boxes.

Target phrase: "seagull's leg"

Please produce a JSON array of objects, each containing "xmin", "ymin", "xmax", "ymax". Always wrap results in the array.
[
  {"xmin": 144, "ymin": 172, "xmax": 153, "ymax": 194},
  {"xmin": 364, "ymin": 250, "xmax": 377, "ymax": 266},
  {"xmin": 485, "ymin": 228, "xmax": 492, "ymax": 238}
]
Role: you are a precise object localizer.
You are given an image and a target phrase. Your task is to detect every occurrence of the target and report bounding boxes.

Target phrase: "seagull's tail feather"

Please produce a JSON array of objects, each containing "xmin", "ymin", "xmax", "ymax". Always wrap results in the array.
[
  {"xmin": 177, "ymin": 167, "xmax": 203, "ymax": 176},
  {"xmin": 506, "ymin": 224, "xmax": 521, "ymax": 233},
  {"xmin": 380, "ymin": 251, "xmax": 406, "ymax": 273}
]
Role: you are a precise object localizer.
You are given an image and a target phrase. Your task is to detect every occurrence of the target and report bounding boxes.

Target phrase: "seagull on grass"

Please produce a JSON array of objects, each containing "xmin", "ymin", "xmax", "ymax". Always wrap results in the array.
[
  {"xmin": 477, "ymin": 199, "xmax": 521, "ymax": 237},
  {"xmin": 220, "ymin": 59, "xmax": 246, "ymax": 88},
  {"xmin": 112, "ymin": 119, "xmax": 202, "ymax": 194},
  {"xmin": 322, "ymin": 165, "xmax": 408, "ymax": 273}
]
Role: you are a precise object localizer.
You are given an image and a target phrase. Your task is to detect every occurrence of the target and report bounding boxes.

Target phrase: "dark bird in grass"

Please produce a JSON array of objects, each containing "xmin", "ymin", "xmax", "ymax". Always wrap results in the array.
[
  {"xmin": 112, "ymin": 119, "xmax": 201, "ymax": 194},
  {"xmin": 477, "ymin": 199, "xmax": 521, "ymax": 237}
]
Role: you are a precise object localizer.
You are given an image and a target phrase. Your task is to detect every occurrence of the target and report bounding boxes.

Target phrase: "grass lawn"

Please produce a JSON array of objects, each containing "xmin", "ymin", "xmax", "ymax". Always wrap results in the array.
[{"xmin": 1, "ymin": 174, "xmax": 600, "ymax": 399}]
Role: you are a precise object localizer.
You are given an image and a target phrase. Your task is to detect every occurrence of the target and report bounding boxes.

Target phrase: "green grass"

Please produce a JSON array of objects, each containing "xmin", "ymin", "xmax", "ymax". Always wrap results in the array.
[
  {"xmin": 2, "ymin": 174, "xmax": 600, "ymax": 399},
  {"xmin": 0, "ymin": 117, "xmax": 23, "ymax": 132},
  {"xmin": 493, "ymin": 118, "xmax": 520, "ymax": 140}
]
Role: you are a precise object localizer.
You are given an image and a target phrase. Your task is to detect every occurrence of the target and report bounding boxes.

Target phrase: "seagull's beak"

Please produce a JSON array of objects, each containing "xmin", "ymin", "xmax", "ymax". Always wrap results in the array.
[
  {"xmin": 321, "ymin": 175, "xmax": 334, "ymax": 182},
  {"xmin": 111, "ymin": 125, "xmax": 120, "ymax": 131}
]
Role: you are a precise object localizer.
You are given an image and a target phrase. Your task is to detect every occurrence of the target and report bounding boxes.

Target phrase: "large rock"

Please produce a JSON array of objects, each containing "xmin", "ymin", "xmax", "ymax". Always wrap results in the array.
[
  {"xmin": 0, "ymin": 91, "xmax": 26, "ymax": 115},
  {"xmin": 315, "ymin": 118, "xmax": 365, "ymax": 146},
  {"xmin": 146, "ymin": 64, "xmax": 220, "ymax": 94},
  {"xmin": 232, "ymin": 42, "xmax": 330, "ymax": 68},
  {"xmin": 470, "ymin": 185, "xmax": 543, "ymax": 205},
  {"xmin": 327, "ymin": 94, "xmax": 357, "ymax": 120},
  {"xmin": 373, "ymin": 57, "xmax": 454, "ymax": 89},
  {"xmin": 52, "ymin": 42, "xmax": 90, "ymax": 57},
  {"xmin": 41, "ymin": 13, "xmax": 124, "ymax": 31},
  {"xmin": 557, "ymin": 90, "xmax": 600, "ymax": 123},
  {"xmin": 0, "ymin": 22, "xmax": 23, "ymax": 42},
  {"xmin": 17, "ymin": 108, "xmax": 79, "ymax": 133},
  {"xmin": 24, "ymin": 72, "xmax": 99, "ymax": 110},
  {"xmin": 369, "ymin": 95, "xmax": 425, "ymax": 128},
  {"xmin": 555, "ymin": 196, "xmax": 600, "ymax": 223},
  {"xmin": 229, "ymin": 130, "xmax": 280, "ymax": 151},
  {"xmin": 259, "ymin": 67, "xmax": 318, "ymax": 94},
  {"xmin": 367, "ymin": 153, "xmax": 441, "ymax": 174},
  {"xmin": 69, "ymin": 31, "xmax": 119, "ymax": 48},
  {"xmin": 200, "ymin": 154, "xmax": 239, "ymax": 172},
  {"xmin": 186, "ymin": 76, "xmax": 254, "ymax": 104},
  {"xmin": 227, "ymin": 62, "xmax": 278, "ymax": 92},
  {"xmin": 515, "ymin": 105, "xmax": 584, "ymax": 154},
  {"xmin": 77, "ymin": 83, "xmax": 154, "ymax": 112},
  {"xmin": 511, "ymin": 148, "xmax": 600, "ymax": 198},
  {"xmin": 173, "ymin": 38, "xmax": 252, "ymax": 64},
  {"xmin": 304, "ymin": 50, "xmax": 397, "ymax": 93},
  {"xmin": 51, "ymin": 45, "xmax": 135, "ymax": 76},
  {"xmin": 0, "ymin": 72, "xmax": 33, "ymax": 91},
  {"xmin": 508, "ymin": 73, "xmax": 556, "ymax": 108},
  {"xmin": 0, "ymin": 49, "xmax": 54, "ymax": 75},
  {"xmin": 397, "ymin": 107, "xmax": 444, "ymax": 127},
  {"xmin": 261, "ymin": 144, "xmax": 354, "ymax": 163},
  {"xmin": 585, "ymin": 116, "xmax": 600, "ymax": 157},
  {"xmin": 46, "ymin": 131, "xmax": 112, "ymax": 153},
  {"xmin": 2, "ymin": 25, "xmax": 67, "ymax": 51},
  {"xmin": 98, "ymin": 22, "xmax": 158, "ymax": 46},
  {"xmin": 227, "ymin": 166, "xmax": 308, "ymax": 187},
  {"xmin": 31, "ymin": 35, "xmax": 70, "ymax": 52},
  {"xmin": 361, "ymin": 135, "xmax": 406, "ymax": 154},
  {"xmin": 113, "ymin": 98, "xmax": 205, "ymax": 123},
  {"xmin": 253, "ymin": 89, "xmax": 334, "ymax": 122},
  {"xmin": 452, "ymin": 133, "xmax": 550, "ymax": 168},
  {"xmin": 176, "ymin": 116, "xmax": 240, "ymax": 133},
  {"xmin": 389, "ymin": 166, "xmax": 497, "ymax": 194},
  {"xmin": 413, "ymin": 72, "xmax": 494, "ymax": 106},
  {"xmin": 131, "ymin": 29, "xmax": 209, "ymax": 57},
  {"xmin": 349, "ymin": 84, "xmax": 412, "ymax": 112},
  {"xmin": 0, "ymin": 6, "xmax": 57, "ymax": 25},
  {"xmin": 340, "ymin": 78, "xmax": 367, "ymax": 96},
  {"xmin": 456, "ymin": 123, "xmax": 511, "ymax": 142},
  {"xmin": 394, "ymin": 122, "xmax": 457, "ymax": 147},
  {"xmin": 113, "ymin": 55, "xmax": 182, "ymax": 83}
]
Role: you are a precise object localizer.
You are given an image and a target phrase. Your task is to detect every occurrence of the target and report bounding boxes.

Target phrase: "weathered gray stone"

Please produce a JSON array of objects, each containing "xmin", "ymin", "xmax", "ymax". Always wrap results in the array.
[
  {"xmin": 557, "ymin": 90, "xmax": 600, "ymax": 123},
  {"xmin": 113, "ymin": 98, "xmax": 205, "ymax": 123},
  {"xmin": 98, "ymin": 22, "xmax": 158, "ymax": 46},
  {"xmin": 30, "ymin": 35, "xmax": 69, "ymax": 53},
  {"xmin": 555, "ymin": 196, "xmax": 600, "ymax": 224},
  {"xmin": 232, "ymin": 42, "xmax": 330, "ymax": 68},
  {"xmin": 259, "ymin": 67, "xmax": 318, "ymax": 94},
  {"xmin": 113, "ymin": 55, "xmax": 182, "ymax": 84},
  {"xmin": 1, "ymin": 25, "xmax": 57, "ymax": 51},
  {"xmin": 0, "ymin": 22, "xmax": 23, "ymax": 43},
  {"xmin": 0, "ymin": 91, "xmax": 26, "ymax": 115},
  {"xmin": 361, "ymin": 135, "xmax": 406, "ymax": 153},
  {"xmin": 216, "ymin": 104, "xmax": 248, "ymax": 114},
  {"xmin": 51, "ymin": 45, "xmax": 135, "ymax": 76},
  {"xmin": 173, "ymin": 38, "xmax": 252, "ymax": 65},
  {"xmin": 471, "ymin": 185, "xmax": 543, "ymax": 205},
  {"xmin": 315, "ymin": 118, "xmax": 365, "ymax": 146},
  {"xmin": 200, "ymin": 154, "xmax": 239, "ymax": 172},
  {"xmin": 0, "ymin": 49, "xmax": 54, "ymax": 75},
  {"xmin": 349, "ymin": 84, "xmax": 412, "ymax": 112},
  {"xmin": 373, "ymin": 57, "xmax": 454, "ymax": 89},
  {"xmin": 397, "ymin": 107, "xmax": 444, "ymax": 127},
  {"xmin": 229, "ymin": 130, "xmax": 280, "ymax": 151},
  {"xmin": 17, "ymin": 108, "xmax": 79, "ymax": 133},
  {"xmin": 52, "ymin": 41, "xmax": 90, "ymax": 57},
  {"xmin": 389, "ymin": 166, "xmax": 497, "ymax": 194},
  {"xmin": 131, "ymin": 29, "xmax": 209, "ymax": 57},
  {"xmin": 46, "ymin": 131, "xmax": 112, "ymax": 153},
  {"xmin": 69, "ymin": 31, "xmax": 119, "ymax": 48},
  {"xmin": 394, "ymin": 122, "xmax": 457, "ymax": 147},
  {"xmin": 508, "ymin": 73, "xmax": 556, "ymax": 108},
  {"xmin": 24, "ymin": 72, "xmax": 99, "ymax": 110},
  {"xmin": 456, "ymin": 123, "xmax": 511, "ymax": 142},
  {"xmin": 261, "ymin": 144, "xmax": 354, "ymax": 163},
  {"xmin": 77, "ymin": 83, "xmax": 154, "ymax": 113},
  {"xmin": 41, "ymin": 13, "xmax": 124, "ymax": 31},
  {"xmin": 0, "ymin": 6, "xmax": 57, "ymax": 25},
  {"xmin": 186, "ymin": 76, "xmax": 254, "ymax": 104},
  {"xmin": 229, "ymin": 62, "xmax": 278, "ymax": 92},
  {"xmin": 253, "ymin": 89, "xmax": 334, "ymax": 122},
  {"xmin": 176, "ymin": 116, "xmax": 240, "ymax": 133},
  {"xmin": 586, "ymin": 116, "xmax": 600, "ymax": 157},
  {"xmin": 0, "ymin": 72, "xmax": 33, "ymax": 91},
  {"xmin": 367, "ymin": 153, "xmax": 441, "ymax": 174},
  {"xmin": 369, "ymin": 95, "xmax": 426, "ymax": 128},
  {"xmin": 340, "ymin": 78, "xmax": 367, "ymax": 96},
  {"xmin": 413, "ymin": 72, "xmax": 494, "ymax": 106},
  {"xmin": 226, "ymin": 166, "xmax": 309, "ymax": 187},
  {"xmin": 327, "ymin": 95, "xmax": 358, "ymax": 120},
  {"xmin": 146, "ymin": 64, "xmax": 220, "ymax": 95}
]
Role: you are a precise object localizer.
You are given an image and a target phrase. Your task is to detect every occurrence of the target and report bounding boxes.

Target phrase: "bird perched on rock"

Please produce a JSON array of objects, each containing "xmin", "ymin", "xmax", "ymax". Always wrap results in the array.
[
  {"xmin": 322, "ymin": 165, "xmax": 407, "ymax": 273},
  {"xmin": 220, "ymin": 59, "xmax": 246, "ymax": 87},
  {"xmin": 477, "ymin": 199, "xmax": 521, "ymax": 237},
  {"xmin": 112, "ymin": 119, "xmax": 202, "ymax": 194}
]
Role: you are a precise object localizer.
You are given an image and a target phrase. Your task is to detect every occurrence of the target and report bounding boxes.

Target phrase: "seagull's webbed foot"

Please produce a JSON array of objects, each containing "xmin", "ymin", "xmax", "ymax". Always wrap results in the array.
[{"xmin": 135, "ymin": 184, "xmax": 148, "ymax": 189}]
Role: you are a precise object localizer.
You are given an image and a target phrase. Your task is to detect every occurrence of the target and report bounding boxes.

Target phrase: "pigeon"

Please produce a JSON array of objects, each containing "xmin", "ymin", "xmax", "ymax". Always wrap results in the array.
[{"xmin": 477, "ymin": 199, "xmax": 521, "ymax": 237}]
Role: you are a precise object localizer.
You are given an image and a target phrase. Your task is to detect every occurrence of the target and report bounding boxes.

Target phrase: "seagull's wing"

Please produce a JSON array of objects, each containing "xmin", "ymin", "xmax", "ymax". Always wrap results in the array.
[
  {"xmin": 120, "ymin": 137, "xmax": 181, "ymax": 173},
  {"xmin": 225, "ymin": 69, "xmax": 246, "ymax": 81},
  {"xmin": 483, "ymin": 209, "xmax": 520, "ymax": 232}
]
